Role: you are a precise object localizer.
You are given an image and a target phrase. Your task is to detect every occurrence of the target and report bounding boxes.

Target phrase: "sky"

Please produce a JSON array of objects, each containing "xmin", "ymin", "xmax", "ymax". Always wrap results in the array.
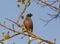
[{"xmin": 0, "ymin": 0, "xmax": 60, "ymax": 44}]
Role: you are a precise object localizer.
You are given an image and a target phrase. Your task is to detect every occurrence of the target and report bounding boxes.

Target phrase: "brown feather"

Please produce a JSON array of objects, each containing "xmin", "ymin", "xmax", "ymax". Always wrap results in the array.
[{"xmin": 23, "ymin": 17, "xmax": 33, "ymax": 32}]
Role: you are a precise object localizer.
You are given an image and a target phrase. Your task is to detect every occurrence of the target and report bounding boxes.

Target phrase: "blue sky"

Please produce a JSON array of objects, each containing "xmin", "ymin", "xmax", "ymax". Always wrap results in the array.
[{"xmin": 0, "ymin": 0, "xmax": 60, "ymax": 44}]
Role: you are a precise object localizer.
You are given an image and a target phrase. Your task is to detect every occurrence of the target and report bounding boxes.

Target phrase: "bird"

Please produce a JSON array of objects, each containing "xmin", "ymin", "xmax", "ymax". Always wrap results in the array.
[
  {"xmin": 23, "ymin": 13, "xmax": 33, "ymax": 32},
  {"xmin": 23, "ymin": 13, "xmax": 33, "ymax": 43}
]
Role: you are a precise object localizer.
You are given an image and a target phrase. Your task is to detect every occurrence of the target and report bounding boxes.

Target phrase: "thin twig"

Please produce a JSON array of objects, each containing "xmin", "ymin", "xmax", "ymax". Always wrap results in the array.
[
  {"xmin": 0, "ymin": 33, "xmax": 20, "ymax": 41},
  {"xmin": 5, "ymin": 18, "xmax": 21, "ymax": 27},
  {"xmin": 0, "ymin": 23, "xmax": 55, "ymax": 44},
  {"xmin": 16, "ymin": 0, "xmax": 30, "ymax": 23},
  {"xmin": 0, "ymin": 41, "xmax": 4, "ymax": 44},
  {"xmin": 16, "ymin": 5, "xmax": 27, "ymax": 23},
  {"xmin": 40, "ymin": 0, "xmax": 60, "ymax": 10}
]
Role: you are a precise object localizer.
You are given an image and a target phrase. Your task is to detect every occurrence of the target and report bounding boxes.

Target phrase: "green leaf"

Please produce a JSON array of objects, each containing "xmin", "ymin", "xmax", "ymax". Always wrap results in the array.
[
  {"xmin": 12, "ymin": 23, "xmax": 14, "ymax": 29},
  {"xmin": 21, "ymin": 16, "xmax": 24, "ymax": 19},
  {"xmin": 3, "ymin": 32, "xmax": 10, "ymax": 41},
  {"xmin": 17, "ymin": 4, "xmax": 20, "ymax": 9},
  {"xmin": 20, "ymin": 35, "xmax": 26, "ymax": 39}
]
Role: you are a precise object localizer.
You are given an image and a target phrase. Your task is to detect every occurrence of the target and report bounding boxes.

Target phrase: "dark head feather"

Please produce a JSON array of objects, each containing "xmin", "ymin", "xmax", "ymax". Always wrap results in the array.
[{"xmin": 26, "ymin": 13, "xmax": 33, "ymax": 17}]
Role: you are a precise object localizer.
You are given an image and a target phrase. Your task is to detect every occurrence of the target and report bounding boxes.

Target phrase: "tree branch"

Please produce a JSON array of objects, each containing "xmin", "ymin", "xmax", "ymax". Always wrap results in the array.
[
  {"xmin": 16, "ymin": 0, "xmax": 30, "ymax": 23},
  {"xmin": 0, "ymin": 22, "xmax": 55, "ymax": 44},
  {"xmin": 40, "ymin": 0, "xmax": 60, "ymax": 10}
]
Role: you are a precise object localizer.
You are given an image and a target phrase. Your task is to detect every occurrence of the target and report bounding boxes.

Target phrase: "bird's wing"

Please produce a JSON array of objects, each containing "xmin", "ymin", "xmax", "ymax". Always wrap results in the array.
[{"xmin": 23, "ymin": 18, "xmax": 33, "ymax": 32}]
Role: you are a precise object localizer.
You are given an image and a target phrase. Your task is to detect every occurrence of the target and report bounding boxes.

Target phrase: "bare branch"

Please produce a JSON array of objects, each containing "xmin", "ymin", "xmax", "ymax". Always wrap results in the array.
[
  {"xmin": 0, "ymin": 33, "xmax": 20, "ymax": 41},
  {"xmin": 40, "ymin": 0, "xmax": 60, "ymax": 10},
  {"xmin": 5, "ymin": 18, "xmax": 21, "ymax": 27},
  {"xmin": 0, "ymin": 23, "xmax": 55, "ymax": 44},
  {"xmin": 16, "ymin": 0, "xmax": 31, "ymax": 23},
  {"xmin": 0, "ymin": 41, "xmax": 4, "ymax": 44}
]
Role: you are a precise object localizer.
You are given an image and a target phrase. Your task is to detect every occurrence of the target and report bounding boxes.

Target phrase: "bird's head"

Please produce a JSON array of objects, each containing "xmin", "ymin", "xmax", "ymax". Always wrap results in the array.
[{"xmin": 26, "ymin": 13, "xmax": 33, "ymax": 17}]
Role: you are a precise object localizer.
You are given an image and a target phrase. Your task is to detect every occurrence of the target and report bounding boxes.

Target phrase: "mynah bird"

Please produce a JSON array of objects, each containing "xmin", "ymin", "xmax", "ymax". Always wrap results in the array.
[
  {"xmin": 23, "ymin": 13, "xmax": 33, "ymax": 43},
  {"xmin": 23, "ymin": 13, "xmax": 33, "ymax": 32}
]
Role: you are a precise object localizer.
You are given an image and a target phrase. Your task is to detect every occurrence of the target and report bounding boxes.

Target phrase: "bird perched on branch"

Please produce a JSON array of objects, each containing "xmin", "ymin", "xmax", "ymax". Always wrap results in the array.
[
  {"xmin": 23, "ymin": 13, "xmax": 33, "ymax": 32},
  {"xmin": 23, "ymin": 13, "xmax": 33, "ymax": 43}
]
